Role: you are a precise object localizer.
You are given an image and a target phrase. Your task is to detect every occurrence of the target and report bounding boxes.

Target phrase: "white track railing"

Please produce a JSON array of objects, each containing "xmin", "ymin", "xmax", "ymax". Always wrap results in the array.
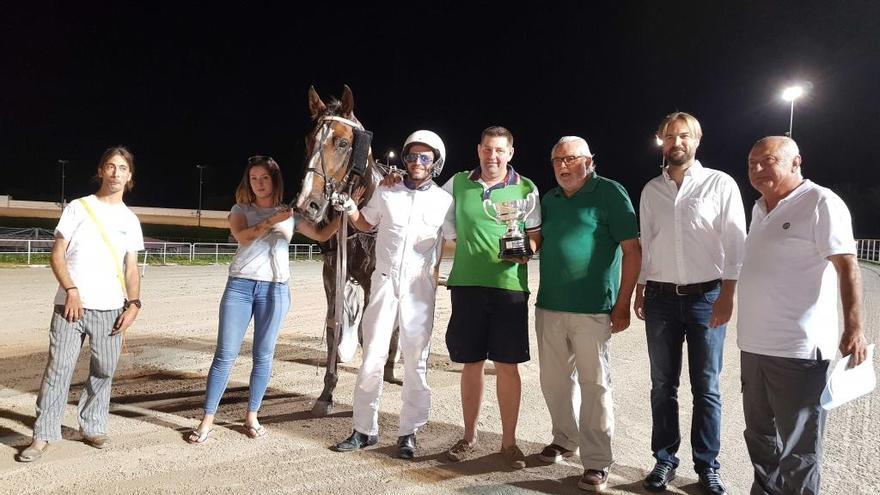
[
  {"xmin": 0, "ymin": 239, "xmax": 322, "ymax": 265},
  {"xmin": 3, "ymin": 238, "xmax": 876, "ymax": 265},
  {"xmin": 857, "ymin": 239, "xmax": 880, "ymax": 262}
]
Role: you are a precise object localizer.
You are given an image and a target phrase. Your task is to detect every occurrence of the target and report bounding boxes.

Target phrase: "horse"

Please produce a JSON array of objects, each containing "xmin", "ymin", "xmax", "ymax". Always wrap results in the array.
[{"xmin": 295, "ymin": 85, "xmax": 401, "ymax": 417}]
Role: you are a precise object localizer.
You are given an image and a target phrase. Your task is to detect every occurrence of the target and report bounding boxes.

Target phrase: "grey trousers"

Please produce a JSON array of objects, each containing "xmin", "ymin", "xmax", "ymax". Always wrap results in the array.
[
  {"xmin": 741, "ymin": 350, "xmax": 829, "ymax": 495},
  {"xmin": 33, "ymin": 306, "xmax": 123, "ymax": 441}
]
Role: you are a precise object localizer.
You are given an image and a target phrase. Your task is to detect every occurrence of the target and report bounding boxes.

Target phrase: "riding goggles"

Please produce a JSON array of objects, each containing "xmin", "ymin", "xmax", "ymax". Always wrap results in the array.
[{"xmin": 403, "ymin": 153, "xmax": 434, "ymax": 166}]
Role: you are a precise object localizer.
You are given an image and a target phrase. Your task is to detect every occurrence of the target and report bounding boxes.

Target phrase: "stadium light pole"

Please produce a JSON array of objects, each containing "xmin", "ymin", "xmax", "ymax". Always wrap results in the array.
[
  {"xmin": 58, "ymin": 159, "xmax": 69, "ymax": 209},
  {"xmin": 385, "ymin": 150, "xmax": 396, "ymax": 172},
  {"xmin": 782, "ymin": 85, "xmax": 805, "ymax": 137},
  {"xmin": 196, "ymin": 164, "xmax": 207, "ymax": 227},
  {"xmin": 655, "ymin": 136, "xmax": 665, "ymax": 168}
]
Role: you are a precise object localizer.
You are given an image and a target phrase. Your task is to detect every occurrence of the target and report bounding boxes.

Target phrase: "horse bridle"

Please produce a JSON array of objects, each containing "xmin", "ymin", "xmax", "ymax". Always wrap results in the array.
[{"xmin": 305, "ymin": 114, "xmax": 364, "ymax": 204}]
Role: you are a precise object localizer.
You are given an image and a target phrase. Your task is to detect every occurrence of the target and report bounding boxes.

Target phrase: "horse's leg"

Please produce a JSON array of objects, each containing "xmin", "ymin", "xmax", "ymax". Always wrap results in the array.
[
  {"xmin": 384, "ymin": 326, "xmax": 402, "ymax": 385},
  {"xmin": 349, "ymin": 233, "xmax": 373, "ymax": 346},
  {"xmin": 312, "ymin": 255, "xmax": 338, "ymax": 417}
]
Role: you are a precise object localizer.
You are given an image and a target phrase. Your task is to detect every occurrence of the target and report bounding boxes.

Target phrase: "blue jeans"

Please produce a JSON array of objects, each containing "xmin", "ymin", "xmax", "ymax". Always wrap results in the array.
[
  {"xmin": 644, "ymin": 283, "xmax": 725, "ymax": 473},
  {"xmin": 204, "ymin": 277, "xmax": 290, "ymax": 415}
]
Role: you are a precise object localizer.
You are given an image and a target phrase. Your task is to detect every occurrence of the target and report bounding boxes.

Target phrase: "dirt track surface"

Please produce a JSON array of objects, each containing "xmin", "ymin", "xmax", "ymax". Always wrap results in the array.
[{"xmin": 1, "ymin": 261, "xmax": 878, "ymax": 494}]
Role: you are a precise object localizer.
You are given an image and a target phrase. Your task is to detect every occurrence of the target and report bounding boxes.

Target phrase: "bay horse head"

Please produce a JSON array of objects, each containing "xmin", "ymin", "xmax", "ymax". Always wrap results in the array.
[{"xmin": 296, "ymin": 84, "xmax": 374, "ymax": 223}]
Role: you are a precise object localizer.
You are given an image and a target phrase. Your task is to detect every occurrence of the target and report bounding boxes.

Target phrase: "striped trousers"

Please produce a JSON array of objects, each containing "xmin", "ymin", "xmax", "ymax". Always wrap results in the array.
[{"xmin": 33, "ymin": 306, "xmax": 123, "ymax": 441}]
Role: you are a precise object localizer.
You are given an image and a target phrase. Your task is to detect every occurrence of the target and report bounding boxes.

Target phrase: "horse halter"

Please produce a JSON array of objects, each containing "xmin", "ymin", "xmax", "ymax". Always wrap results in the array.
[{"xmin": 306, "ymin": 114, "xmax": 365, "ymax": 203}]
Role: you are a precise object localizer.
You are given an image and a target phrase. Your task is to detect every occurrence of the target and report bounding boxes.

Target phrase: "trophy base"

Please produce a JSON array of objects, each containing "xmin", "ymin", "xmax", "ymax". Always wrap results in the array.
[{"xmin": 498, "ymin": 236, "xmax": 533, "ymax": 259}]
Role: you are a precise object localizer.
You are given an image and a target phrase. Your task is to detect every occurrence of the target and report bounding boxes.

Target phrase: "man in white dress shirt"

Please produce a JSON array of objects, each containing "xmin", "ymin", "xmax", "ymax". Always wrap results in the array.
[
  {"xmin": 634, "ymin": 112, "xmax": 746, "ymax": 495},
  {"xmin": 331, "ymin": 130, "xmax": 453, "ymax": 460},
  {"xmin": 738, "ymin": 136, "xmax": 866, "ymax": 495}
]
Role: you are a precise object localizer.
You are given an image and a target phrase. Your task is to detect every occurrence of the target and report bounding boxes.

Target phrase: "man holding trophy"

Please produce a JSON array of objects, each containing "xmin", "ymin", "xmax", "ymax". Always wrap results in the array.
[{"xmin": 441, "ymin": 126, "xmax": 541, "ymax": 469}]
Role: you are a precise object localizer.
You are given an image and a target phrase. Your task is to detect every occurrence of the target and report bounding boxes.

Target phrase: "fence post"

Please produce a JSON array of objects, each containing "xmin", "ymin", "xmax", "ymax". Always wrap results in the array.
[
  {"xmin": 163, "ymin": 242, "xmax": 167, "ymax": 265},
  {"xmin": 141, "ymin": 251, "xmax": 148, "ymax": 277},
  {"xmin": 27, "ymin": 240, "xmax": 32, "ymax": 265},
  {"xmin": 215, "ymin": 244, "xmax": 219, "ymax": 265},
  {"xmin": 190, "ymin": 243, "xmax": 194, "ymax": 262}
]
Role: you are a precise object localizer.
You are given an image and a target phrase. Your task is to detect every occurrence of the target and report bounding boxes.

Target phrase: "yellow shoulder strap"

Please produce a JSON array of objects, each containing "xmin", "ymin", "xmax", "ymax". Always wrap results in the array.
[{"xmin": 78, "ymin": 198, "xmax": 128, "ymax": 297}]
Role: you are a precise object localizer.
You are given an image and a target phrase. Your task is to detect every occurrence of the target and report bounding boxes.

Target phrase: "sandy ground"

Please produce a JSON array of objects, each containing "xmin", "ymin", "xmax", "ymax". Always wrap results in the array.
[{"xmin": 0, "ymin": 261, "xmax": 878, "ymax": 495}]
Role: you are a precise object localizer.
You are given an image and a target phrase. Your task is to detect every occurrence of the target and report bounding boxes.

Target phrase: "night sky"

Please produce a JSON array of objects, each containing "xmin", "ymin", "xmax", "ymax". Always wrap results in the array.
[{"xmin": 4, "ymin": 2, "xmax": 880, "ymax": 235}]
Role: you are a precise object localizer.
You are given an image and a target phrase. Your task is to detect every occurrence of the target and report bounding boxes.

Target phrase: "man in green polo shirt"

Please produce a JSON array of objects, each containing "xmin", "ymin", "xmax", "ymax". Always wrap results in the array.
[
  {"xmin": 442, "ymin": 126, "xmax": 542, "ymax": 470},
  {"xmin": 536, "ymin": 136, "xmax": 640, "ymax": 492}
]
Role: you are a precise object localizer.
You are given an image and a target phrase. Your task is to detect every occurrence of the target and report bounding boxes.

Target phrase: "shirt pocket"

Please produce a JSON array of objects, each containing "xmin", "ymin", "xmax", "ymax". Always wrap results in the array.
[
  {"xmin": 411, "ymin": 210, "xmax": 444, "ymax": 256},
  {"xmin": 685, "ymin": 196, "xmax": 719, "ymax": 231}
]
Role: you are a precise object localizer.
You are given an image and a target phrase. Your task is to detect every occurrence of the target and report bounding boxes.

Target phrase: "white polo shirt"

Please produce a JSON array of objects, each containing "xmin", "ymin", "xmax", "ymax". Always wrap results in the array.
[
  {"xmin": 361, "ymin": 180, "xmax": 454, "ymax": 280},
  {"xmin": 737, "ymin": 180, "xmax": 856, "ymax": 360},
  {"xmin": 638, "ymin": 161, "xmax": 746, "ymax": 285}
]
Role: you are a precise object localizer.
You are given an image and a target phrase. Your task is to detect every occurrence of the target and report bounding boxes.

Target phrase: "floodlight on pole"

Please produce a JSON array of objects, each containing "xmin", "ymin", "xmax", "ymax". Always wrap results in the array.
[
  {"xmin": 655, "ymin": 136, "xmax": 665, "ymax": 168},
  {"xmin": 781, "ymin": 85, "xmax": 805, "ymax": 137},
  {"xmin": 386, "ymin": 150, "xmax": 396, "ymax": 173},
  {"xmin": 196, "ymin": 164, "xmax": 207, "ymax": 227},
  {"xmin": 58, "ymin": 159, "xmax": 69, "ymax": 209}
]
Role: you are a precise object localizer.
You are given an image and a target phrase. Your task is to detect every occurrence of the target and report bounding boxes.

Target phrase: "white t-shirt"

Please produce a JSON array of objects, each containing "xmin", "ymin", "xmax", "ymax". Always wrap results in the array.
[
  {"xmin": 737, "ymin": 180, "xmax": 856, "ymax": 360},
  {"xmin": 360, "ymin": 181, "xmax": 453, "ymax": 280},
  {"xmin": 228, "ymin": 204, "xmax": 294, "ymax": 283},
  {"xmin": 53, "ymin": 195, "xmax": 144, "ymax": 310}
]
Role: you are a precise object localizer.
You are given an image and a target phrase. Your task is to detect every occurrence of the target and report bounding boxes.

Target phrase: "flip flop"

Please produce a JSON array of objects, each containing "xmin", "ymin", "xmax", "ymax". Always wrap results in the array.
[
  {"xmin": 187, "ymin": 428, "xmax": 213, "ymax": 444},
  {"xmin": 16, "ymin": 443, "xmax": 49, "ymax": 462},
  {"xmin": 245, "ymin": 425, "xmax": 268, "ymax": 439}
]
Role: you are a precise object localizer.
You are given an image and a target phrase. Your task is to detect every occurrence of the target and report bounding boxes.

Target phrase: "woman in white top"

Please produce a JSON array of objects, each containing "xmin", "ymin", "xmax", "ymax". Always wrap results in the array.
[{"xmin": 189, "ymin": 156, "xmax": 336, "ymax": 443}]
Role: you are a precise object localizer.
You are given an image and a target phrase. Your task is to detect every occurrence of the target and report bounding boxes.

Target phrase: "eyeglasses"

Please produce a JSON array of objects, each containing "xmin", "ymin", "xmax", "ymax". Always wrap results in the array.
[
  {"xmin": 248, "ymin": 155, "xmax": 274, "ymax": 165},
  {"xmin": 551, "ymin": 155, "xmax": 590, "ymax": 167},
  {"xmin": 403, "ymin": 153, "xmax": 434, "ymax": 166}
]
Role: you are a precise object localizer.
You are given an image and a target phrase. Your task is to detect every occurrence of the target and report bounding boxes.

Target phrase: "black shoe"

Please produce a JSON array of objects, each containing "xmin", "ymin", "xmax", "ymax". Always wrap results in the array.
[
  {"xmin": 698, "ymin": 468, "xmax": 728, "ymax": 495},
  {"xmin": 332, "ymin": 430, "xmax": 378, "ymax": 452},
  {"xmin": 643, "ymin": 462, "xmax": 676, "ymax": 492},
  {"xmin": 397, "ymin": 433, "xmax": 417, "ymax": 459}
]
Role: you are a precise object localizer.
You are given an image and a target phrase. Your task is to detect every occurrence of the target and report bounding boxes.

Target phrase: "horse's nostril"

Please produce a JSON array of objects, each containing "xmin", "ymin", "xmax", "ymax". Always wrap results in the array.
[{"xmin": 309, "ymin": 202, "xmax": 319, "ymax": 212}]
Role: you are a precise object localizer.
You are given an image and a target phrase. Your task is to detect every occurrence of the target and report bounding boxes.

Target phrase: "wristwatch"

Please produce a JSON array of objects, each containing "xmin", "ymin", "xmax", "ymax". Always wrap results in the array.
[{"xmin": 124, "ymin": 299, "xmax": 143, "ymax": 309}]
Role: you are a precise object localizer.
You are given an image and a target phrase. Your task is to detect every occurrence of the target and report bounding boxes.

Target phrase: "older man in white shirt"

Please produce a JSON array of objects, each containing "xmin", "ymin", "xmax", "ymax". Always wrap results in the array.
[
  {"xmin": 738, "ymin": 136, "xmax": 866, "ymax": 495},
  {"xmin": 634, "ymin": 112, "xmax": 746, "ymax": 495}
]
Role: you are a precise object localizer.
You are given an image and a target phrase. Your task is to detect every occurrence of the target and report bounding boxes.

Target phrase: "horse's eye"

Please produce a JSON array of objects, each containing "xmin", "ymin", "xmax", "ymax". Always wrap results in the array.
[{"xmin": 337, "ymin": 139, "xmax": 350, "ymax": 149}]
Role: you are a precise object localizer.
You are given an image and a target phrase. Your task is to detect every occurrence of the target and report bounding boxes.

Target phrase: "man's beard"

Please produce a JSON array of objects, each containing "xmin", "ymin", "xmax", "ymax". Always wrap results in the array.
[{"xmin": 665, "ymin": 149, "xmax": 692, "ymax": 166}]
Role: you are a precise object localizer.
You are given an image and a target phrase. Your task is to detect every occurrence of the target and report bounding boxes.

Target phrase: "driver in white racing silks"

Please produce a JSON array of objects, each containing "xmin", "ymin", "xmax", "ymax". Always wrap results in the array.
[{"xmin": 331, "ymin": 130, "xmax": 454, "ymax": 459}]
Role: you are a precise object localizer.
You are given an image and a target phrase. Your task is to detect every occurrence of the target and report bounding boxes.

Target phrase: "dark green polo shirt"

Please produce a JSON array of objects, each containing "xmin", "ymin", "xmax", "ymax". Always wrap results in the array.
[{"xmin": 536, "ymin": 174, "xmax": 638, "ymax": 314}]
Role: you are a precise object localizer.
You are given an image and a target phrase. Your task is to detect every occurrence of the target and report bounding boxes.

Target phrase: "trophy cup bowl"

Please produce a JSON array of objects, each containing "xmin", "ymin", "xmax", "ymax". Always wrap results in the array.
[{"xmin": 482, "ymin": 197, "xmax": 536, "ymax": 259}]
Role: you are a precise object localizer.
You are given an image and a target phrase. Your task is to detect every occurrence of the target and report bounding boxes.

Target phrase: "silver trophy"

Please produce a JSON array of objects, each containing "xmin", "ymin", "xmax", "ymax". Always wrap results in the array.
[{"xmin": 482, "ymin": 197, "xmax": 536, "ymax": 259}]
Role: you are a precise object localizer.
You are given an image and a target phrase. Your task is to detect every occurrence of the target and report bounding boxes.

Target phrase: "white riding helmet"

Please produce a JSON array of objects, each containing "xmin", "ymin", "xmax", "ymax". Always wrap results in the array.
[{"xmin": 402, "ymin": 129, "xmax": 446, "ymax": 177}]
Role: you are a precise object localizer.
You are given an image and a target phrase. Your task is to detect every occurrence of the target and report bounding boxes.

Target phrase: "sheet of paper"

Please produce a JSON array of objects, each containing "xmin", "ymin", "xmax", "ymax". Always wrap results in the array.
[{"xmin": 821, "ymin": 344, "xmax": 876, "ymax": 410}]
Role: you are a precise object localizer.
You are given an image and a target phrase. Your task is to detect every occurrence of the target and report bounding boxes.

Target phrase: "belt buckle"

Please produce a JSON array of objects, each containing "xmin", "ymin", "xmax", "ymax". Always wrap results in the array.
[{"xmin": 674, "ymin": 284, "xmax": 686, "ymax": 296}]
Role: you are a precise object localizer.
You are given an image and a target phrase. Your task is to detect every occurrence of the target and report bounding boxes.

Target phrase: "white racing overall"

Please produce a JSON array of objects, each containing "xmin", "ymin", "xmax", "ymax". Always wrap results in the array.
[{"xmin": 352, "ymin": 181, "xmax": 453, "ymax": 436}]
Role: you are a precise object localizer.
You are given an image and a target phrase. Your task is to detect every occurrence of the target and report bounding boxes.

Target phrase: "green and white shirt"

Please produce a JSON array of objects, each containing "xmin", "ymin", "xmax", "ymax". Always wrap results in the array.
[{"xmin": 442, "ymin": 167, "xmax": 541, "ymax": 292}]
